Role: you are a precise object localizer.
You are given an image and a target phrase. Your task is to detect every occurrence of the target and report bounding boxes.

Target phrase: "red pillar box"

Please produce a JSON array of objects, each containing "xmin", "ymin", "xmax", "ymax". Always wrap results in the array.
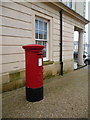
[{"xmin": 22, "ymin": 44, "xmax": 44, "ymax": 102}]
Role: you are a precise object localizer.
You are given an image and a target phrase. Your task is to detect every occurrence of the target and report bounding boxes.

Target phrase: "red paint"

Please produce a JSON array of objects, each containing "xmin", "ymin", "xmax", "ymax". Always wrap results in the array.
[{"xmin": 23, "ymin": 44, "xmax": 44, "ymax": 88}]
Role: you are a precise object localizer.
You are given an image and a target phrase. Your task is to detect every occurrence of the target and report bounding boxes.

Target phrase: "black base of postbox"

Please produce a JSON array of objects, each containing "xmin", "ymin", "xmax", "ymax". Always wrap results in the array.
[{"xmin": 26, "ymin": 86, "xmax": 43, "ymax": 102}]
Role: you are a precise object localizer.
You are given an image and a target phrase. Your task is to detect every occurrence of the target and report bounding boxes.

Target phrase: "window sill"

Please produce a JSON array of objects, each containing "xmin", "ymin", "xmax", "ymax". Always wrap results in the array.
[{"xmin": 43, "ymin": 60, "xmax": 54, "ymax": 66}]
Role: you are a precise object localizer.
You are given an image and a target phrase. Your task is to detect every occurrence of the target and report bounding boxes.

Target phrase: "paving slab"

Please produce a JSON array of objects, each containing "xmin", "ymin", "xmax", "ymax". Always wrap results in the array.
[{"xmin": 2, "ymin": 67, "xmax": 88, "ymax": 118}]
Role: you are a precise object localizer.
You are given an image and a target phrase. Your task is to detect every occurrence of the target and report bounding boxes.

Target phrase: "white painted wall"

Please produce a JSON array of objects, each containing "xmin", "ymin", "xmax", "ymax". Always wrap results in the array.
[{"xmin": 0, "ymin": 2, "xmax": 86, "ymax": 75}]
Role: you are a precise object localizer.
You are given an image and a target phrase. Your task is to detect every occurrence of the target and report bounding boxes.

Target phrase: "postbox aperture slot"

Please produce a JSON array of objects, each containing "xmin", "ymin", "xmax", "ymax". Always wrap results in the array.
[{"xmin": 37, "ymin": 54, "xmax": 42, "ymax": 55}]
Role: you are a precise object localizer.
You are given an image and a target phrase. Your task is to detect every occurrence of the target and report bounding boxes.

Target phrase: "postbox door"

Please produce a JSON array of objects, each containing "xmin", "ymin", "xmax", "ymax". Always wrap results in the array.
[{"xmin": 26, "ymin": 51, "xmax": 43, "ymax": 89}]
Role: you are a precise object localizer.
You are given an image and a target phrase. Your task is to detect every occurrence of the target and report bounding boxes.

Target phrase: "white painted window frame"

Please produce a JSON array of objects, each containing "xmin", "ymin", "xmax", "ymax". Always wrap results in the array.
[{"xmin": 32, "ymin": 11, "xmax": 53, "ymax": 62}]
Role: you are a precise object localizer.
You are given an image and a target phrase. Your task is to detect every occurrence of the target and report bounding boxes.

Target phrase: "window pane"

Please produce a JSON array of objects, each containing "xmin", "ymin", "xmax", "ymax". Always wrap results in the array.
[
  {"xmin": 72, "ymin": 2, "xmax": 75, "ymax": 10},
  {"xmin": 35, "ymin": 30, "xmax": 38, "ymax": 39},
  {"xmin": 69, "ymin": 2, "xmax": 72, "ymax": 8},
  {"xmin": 43, "ymin": 50, "xmax": 46, "ymax": 57},
  {"xmin": 43, "ymin": 41, "xmax": 47, "ymax": 57},
  {"xmin": 39, "ymin": 31, "xmax": 44, "ymax": 39},
  {"xmin": 44, "ymin": 31, "xmax": 47, "ymax": 39},
  {"xmin": 35, "ymin": 20, "xmax": 38, "ymax": 30},
  {"xmin": 36, "ymin": 40, "xmax": 38, "ymax": 44},
  {"xmin": 44, "ymin": 22, "xmax": 47, "ymax": 31},
  {"xmin": 36, "ymin": 41, "xmax": 43, "ymax": 45},
  {"xmin": 43, "ymin": 41, "xmax": 47, "ymax": 47},
  {"xmin": 39, "ymin": 20, "xmax": 43, "ymax": 30},
  {"xmin": 36, "ymin": 41, "xmax": 42, "ymax": 45},
  {"xmin": 68, "ymin": 2, "xmax": 72, "ymax": 8}
]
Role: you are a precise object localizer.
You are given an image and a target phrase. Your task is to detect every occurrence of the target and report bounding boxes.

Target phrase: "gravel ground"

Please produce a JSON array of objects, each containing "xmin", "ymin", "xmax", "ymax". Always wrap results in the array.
[{"xmin": 2, "ymin": 67, "xmax": 88, "ymax": 118}]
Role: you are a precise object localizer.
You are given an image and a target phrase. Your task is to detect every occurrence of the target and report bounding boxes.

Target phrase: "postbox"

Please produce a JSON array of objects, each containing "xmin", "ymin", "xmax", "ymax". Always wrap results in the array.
[{"xmin": 22, "ymin": 44, "xmax": 44, "ymax": 102}]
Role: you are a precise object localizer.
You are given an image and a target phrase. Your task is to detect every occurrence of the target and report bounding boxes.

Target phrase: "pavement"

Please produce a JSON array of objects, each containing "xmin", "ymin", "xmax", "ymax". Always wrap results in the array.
[{"xmin": 2, "ymin": 66, "xmax": 88, "ymax": 118}]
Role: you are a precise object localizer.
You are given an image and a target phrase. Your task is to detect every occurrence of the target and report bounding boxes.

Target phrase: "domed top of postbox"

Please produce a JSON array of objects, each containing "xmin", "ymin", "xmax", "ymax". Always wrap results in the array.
[{"xmin": 22, "ymin": 44, "xmax": 44, "ymax": 50}]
